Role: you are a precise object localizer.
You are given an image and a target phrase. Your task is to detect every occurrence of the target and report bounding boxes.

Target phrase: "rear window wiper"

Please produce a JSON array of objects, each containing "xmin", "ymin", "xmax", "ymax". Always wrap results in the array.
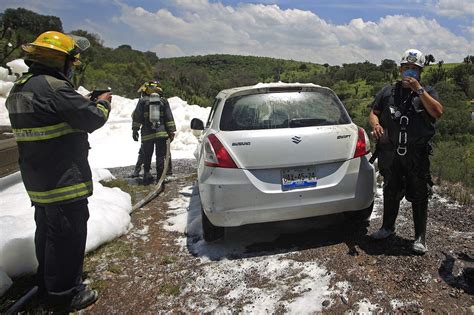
[{"xmin": 289, "ymin": 118, "xmax": 331, "ymax": 127}]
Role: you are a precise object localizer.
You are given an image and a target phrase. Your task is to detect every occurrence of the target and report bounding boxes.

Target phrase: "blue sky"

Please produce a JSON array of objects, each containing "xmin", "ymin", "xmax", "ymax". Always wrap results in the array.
[
  {"xmin": 1, "ymin": 0, "xmax": 473, "ymax": 64},
  {"xmin": 222, "ymin": 0, "xmax": 457, "ymax": 26}
]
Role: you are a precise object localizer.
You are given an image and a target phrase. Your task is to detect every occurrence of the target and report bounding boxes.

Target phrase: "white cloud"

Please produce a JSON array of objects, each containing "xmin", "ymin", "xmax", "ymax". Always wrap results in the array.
[
  {"xmin": 115, "ymin": 0, "xmax": 472, "ymax": 64},
  {"xmin": 337, "ymin": 14, "xmax": 473, "ymax": 63},
  {"xmin": 433, "ymin": 0, "xmax": 474, "ymax": 18},
  {"xmin": 463, "ymin": 25, "xmax": 474, "ymax": 36},
  {"xmin": 399, "ymin": 0, "xmax": 473, "ymax": 17}
]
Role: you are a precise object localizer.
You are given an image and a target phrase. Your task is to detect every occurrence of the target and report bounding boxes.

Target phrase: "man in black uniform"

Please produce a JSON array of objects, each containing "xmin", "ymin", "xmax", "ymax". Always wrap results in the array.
[
  {"xmin": 132, "ymin": 80, "xmax": 176, "ymax": 183},
  {"xmin": 369, "ymin": 48, "xmax": 443, "ymax": 254},
  {"xmin": 5, "ymin": 31, "xmax": 111, "ymax": 311}
]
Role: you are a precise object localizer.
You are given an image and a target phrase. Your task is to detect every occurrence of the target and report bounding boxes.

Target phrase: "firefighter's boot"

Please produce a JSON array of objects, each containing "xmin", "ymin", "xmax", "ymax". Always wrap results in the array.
[
  {"xmin": 68, "ymin": 288, "xmax": 99, "ymax": 312},
  {"xmin": 412, "ymin": 200, "xmax": 428, "ymax": 254},
  {"xmin": 143, "ymin": 171, "xmax": 154, "ymax": 184},
  {"xmin": 130, "ymin": 165, "xmax": 141, "ymax": 178},
  {"xmin": 371, "ymin": 198, "xmax": 399, "ymax": 239}
]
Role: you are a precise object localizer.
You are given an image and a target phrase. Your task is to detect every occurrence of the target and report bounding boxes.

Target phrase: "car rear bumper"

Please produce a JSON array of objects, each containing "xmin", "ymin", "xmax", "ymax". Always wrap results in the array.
[{"xmin": 198, "ymin": 156, "xmax": 376, "ymax": 227}]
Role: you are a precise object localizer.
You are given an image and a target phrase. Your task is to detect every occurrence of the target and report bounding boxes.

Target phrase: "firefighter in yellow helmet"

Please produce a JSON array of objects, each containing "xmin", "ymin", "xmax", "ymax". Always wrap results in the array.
[
  {"xmin": 131, "ymin": 80, "xmax": 176, "ymax": 183},
  {"xmin": 5, "ymin": 31, "xmax": 111, "ymax": 311}
]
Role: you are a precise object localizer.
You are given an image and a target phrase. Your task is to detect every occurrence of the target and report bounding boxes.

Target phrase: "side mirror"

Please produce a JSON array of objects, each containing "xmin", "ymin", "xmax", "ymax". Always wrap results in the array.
[{"xmin": 190, "ymin": 118, "xmax": 204, "ymax": 130}]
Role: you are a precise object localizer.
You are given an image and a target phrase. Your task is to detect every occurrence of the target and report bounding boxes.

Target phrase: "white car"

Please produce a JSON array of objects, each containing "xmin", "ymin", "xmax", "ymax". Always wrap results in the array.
[{"xmin": 191, "ymin": 83, "xmax": 376, "ymax": 241}]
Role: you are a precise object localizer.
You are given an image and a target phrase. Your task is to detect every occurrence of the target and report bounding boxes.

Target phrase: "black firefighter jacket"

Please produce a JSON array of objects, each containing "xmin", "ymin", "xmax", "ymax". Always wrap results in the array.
[
  {"xmin": 131, "ymin": 95, "xmax": 176, "ymax": 142},
  {"xmin": 5, "ymin": 63, "xmax": 110, "ymax": 205}
]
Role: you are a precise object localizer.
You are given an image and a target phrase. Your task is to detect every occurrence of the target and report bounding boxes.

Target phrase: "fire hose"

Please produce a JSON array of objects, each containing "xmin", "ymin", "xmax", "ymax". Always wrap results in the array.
[{"xmin": 132, "ymin": 138, "xmax": 171, "ymax": 212}]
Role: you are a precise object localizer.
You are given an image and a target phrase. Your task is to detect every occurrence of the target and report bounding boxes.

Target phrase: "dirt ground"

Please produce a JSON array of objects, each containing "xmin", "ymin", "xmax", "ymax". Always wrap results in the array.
[
  {"xmin": 79, "ymin": 159, "xmax": 473, "ymax": 314},
  {"xmin": 1, "ymin": 159, "xmax": 472, "ymax": 313}
]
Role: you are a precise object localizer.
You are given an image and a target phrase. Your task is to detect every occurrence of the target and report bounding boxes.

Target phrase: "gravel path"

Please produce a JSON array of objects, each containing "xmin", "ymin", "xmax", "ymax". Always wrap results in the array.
[{"xmin": 78, "ymin": 159, "xmax": 473, "ymax": 313}]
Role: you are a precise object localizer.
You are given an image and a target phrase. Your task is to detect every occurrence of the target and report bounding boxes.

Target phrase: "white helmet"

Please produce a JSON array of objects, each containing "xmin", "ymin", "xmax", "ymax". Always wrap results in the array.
[{"xmin": 400, "ymin": 48, "xmax": 424, "ymax": 68}]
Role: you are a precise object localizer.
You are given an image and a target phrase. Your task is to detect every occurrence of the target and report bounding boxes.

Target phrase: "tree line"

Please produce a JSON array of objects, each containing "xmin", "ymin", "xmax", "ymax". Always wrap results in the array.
[{"xmin": 1, "ymin": 8, "xmax": 472, "ymax": 189}]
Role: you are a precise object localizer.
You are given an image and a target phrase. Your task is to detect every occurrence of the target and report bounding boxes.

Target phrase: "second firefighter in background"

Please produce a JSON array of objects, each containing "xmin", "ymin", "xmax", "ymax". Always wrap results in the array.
[{"xmin": 132, "ymin": 80, "xmax": 176, "ymax": 182}]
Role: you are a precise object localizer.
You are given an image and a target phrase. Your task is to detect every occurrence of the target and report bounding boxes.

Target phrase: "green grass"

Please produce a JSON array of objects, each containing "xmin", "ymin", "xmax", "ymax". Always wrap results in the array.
[
  {"xmin": 101, "ymin": 178, "xmax": 153, "ymax": 205},
  {"xmin": 83, "ymin": 238, "xmax": 137, "ymax": 295},
  {"xmin": 88, "ymin": 239, "xmax": 133, "ymax": 261},
  {"xmin": 159, "ymin": 256, "xmax": 176, "ymax": 265},
  {"xmin": 107, "ymin": 264, "xmax": 123, "ymax": 274},
  {"xmin": 90, "ymin": 279, "xmax": 108, "ymax": 293},
  {"xmin": 158, "ymin": 283, "xmax": 180, "ymax": 296},
  {"xmin": 425, "ymin": 62, "xmax": 461, "ymax": 71},
  {"xmin": 436, "ymin": 182, "xmax": 473, "ymax": 206},
  {"xmin": 431, "ymin": 139, "xmax": 474, "ymax": 205},
  {"xmin": 431, "ymin": 140, "xmax": 474, "ymax": 188}
]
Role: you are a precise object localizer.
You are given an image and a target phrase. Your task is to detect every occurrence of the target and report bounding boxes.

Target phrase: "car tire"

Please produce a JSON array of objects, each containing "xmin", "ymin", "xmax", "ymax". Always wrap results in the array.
[
  {"xmin": 346, "ymin": 202, "xmax": 374, "ymax": 221},
  {"xmin": 201, "ymin": 206, "xmax": 224, "ymax": 242}
]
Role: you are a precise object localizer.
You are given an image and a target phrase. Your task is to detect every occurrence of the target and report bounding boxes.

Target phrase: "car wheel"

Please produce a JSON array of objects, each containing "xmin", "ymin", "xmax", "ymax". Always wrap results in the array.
[
  {"xmin": 346, "ymin": 202, "xmax": 374, "ymax": 221},
  {"xmin": 201, "ymin": 206, "xmax": 224, "ymax": 242}
]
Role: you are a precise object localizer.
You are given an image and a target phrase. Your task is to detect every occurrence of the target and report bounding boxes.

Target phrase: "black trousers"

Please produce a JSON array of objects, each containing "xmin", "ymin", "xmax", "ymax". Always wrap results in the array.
[
  {"xmin": 34, "ymin": 199, "xmax": 89, "ymax": 304},
  {"xmin": 379, "ymin": 149, "xmax": 432, "ymax": 231},
  {"xmin": 135, "ymin": 145, "xmax": 144, "ymax": 169},
  {"xmin": 135, "ymin": 143, "xmax": 172, "ymax": 174},
  {"xmin": 142, "ymin": 138, "xmax": 168, "ymax": 177}
]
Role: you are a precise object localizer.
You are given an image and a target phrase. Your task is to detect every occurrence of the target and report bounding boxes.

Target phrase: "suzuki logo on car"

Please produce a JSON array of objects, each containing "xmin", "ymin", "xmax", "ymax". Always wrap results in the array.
[
  {"xmin": 337, "ymin": 135, "xmax": 351, "ymax": 139},
  {"xmin": 232, "ymin": 142, "xmax": 251, "ymax": 146},
  {"xmin": 291, "ymin": 136, "xmax": 302, "ymax": 144}
]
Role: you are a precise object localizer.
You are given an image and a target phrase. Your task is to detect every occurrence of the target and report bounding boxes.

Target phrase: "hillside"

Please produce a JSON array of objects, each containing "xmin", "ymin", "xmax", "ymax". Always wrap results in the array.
[
  {"xmin": 1, "ymin": 7, "xmax": 473, "ymax": 190},
  {"xmin": 154, "ymin": 54, "xmax": 325, "ymax": 106}
]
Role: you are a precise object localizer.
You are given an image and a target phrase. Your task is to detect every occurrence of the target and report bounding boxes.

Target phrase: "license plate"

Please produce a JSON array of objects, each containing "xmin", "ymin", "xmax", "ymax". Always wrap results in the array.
[{"xmin": 281, "ymin": 166, "xmax": 317, "ymax": 191}]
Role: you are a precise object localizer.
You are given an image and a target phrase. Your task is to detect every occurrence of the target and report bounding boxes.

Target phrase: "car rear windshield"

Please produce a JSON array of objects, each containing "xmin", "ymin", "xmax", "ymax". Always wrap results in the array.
[{"xmin": 220, "ymin": 90, "xmax": 351, "ymax": 131}]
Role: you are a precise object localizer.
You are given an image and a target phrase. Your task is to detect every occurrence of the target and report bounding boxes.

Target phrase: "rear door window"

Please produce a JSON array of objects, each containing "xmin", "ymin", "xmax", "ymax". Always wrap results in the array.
[
  {"xmin": 220, "ymin": 90, "xmax": 351, "ymax": 131},
  {"xmin": 206, "ymin": 98, "xmax": 221, "ymax": 128}
]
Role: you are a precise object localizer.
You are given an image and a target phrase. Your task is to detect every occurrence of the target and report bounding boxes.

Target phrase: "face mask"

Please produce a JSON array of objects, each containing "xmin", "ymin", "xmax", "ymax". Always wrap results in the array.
[{"xmin": 402, "ymin": 69, "xmax": 419, "ymax": 81}]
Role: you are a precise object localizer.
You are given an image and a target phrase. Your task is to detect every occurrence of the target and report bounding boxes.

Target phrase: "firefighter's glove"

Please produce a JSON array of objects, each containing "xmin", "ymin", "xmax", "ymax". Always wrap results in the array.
[
  {"xmin": 168, "ymin": 132, "xmax": 175, "ymax": 142},
  {"xmin": 98, "ymin": 99, "xmax": 111, "ymax": 112},
  {"xmin": 132, "ymin": 130, "xmax": 139, "ymax": 142}
]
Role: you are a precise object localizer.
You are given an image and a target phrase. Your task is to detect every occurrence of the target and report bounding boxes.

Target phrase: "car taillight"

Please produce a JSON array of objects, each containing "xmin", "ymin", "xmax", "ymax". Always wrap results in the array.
[
  {"xmin": 354, "ymin": 127, "xmax": 370, "ymax": 158},
  {"xmin": 204, "ymin": 134, "xmax": 238, "ymax": 168}
]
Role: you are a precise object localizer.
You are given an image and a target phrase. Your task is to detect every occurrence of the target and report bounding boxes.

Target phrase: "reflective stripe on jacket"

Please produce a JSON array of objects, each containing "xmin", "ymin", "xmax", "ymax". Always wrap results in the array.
[
  {"xmin": 5, "ymin": 63, "xmax": 110, "ymax": 205},
  {"xmin": 28, "ymin": 181, "xmax": 93, "ymax": 204},
  {"xmin": 12, "ymin": 122, "xmax": 84, "ymax": 141}
]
